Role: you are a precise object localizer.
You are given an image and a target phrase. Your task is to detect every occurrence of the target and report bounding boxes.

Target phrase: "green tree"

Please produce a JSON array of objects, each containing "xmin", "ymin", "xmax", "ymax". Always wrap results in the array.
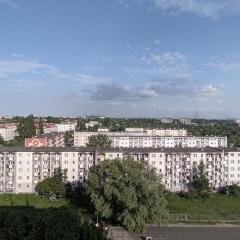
[
  {"xmin": 64, "ymin": 130, "xmax": 74, "ymax": 146},
  {"xmin": 39, "ymin": 118, "xmax": 44, "ymax": 135},
  {"xmin": 36, "ymin": 168, "xmax": 67, "ymax": 198},
  {"xmin": 33, "ymin": 209, "xmax": 81, "ymax": 240},
  {"xmin": 0, "ymin": 135, "xmax": 4, "ymax": 145},
  {"xmin": 46, "ymin": 116, "xmax": 61, "ymax": 124},
  {"xmin": 87, "ymin": 135, "xmax": 112, "ymax": 148},
  {"xmin": 189, "ymin": 161, "xmax": 210, "ymax": 198},
  {"xmin": 17, "ymin": 115, "xmax": 36, "ymax": 140},
  {"xmin": 87, "ymin": 157, "xmax": 167, "ymax": 233}
]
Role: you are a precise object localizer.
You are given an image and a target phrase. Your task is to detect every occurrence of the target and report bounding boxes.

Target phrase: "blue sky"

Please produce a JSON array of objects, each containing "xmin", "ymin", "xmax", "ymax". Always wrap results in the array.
[{"xmin": 0, "ymin": 0, "xmax": 240, "ymax": 118}]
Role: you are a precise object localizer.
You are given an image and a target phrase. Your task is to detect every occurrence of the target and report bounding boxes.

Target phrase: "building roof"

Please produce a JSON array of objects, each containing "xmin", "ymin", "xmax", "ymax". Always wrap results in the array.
[{"xmin": 0, "ymin": 146, "xmax": 238, "ymax": 153}]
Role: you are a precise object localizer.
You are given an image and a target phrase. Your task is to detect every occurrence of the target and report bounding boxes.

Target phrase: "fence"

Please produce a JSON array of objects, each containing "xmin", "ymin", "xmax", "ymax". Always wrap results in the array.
[{"xmin": 168, "ymin": 214, "xmax": 240, "ymax": 223}]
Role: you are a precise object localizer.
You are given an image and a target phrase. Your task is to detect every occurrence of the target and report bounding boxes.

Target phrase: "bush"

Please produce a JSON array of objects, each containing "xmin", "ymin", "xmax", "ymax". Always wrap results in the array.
[{"xmin": 0, "ymin": 208, "xmax": 107, "ymax": 240}]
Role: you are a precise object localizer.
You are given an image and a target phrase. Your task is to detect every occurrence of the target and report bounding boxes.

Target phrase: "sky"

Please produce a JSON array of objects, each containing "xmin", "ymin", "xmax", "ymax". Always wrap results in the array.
[{"xmin": 0, "ymin": 0, "xmax": 240, "ymax": 118}]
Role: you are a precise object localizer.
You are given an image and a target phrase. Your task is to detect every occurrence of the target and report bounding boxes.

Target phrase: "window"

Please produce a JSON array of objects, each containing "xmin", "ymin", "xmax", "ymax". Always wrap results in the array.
[
  {"xmin": 18, "ymin": 168, "xmax": 22, "ymax": 172},
  {"xmin": 27, "ymin": 184, "xmax": 29, "ymax": 188},
  {"xmin": 64, "ymin": 153, "xmax": 68, "ymax": 157},
  {"xmin": 230, "ymin": 167, "xmax": 234, "ymax": 171},
  {"xmin": 231, "ymin": 160, "xmax": 235, "ymax": 164},
  {"xmin": 19, "ymin": 161, "xmax": 22, "ymax": 165},
  {"xmin": 18, "ymin": 176, "xmax": 22, "ymax": 180},
  {"xmin": 231, "ymin": 153, "xmax": 235, "ymax": 157},
  {"xmin": 230, "ymin": 174, "xmax": 234, "ymax": 178},
  {"xmin": 18, "ymin": 184, "xmax": 21, "ymax": 188}
]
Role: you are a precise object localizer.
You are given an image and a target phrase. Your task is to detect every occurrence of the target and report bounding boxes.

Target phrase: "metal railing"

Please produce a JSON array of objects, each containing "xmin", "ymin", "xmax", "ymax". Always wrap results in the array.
[{"xmin": 168, "ymin": 214, "xmax": 240, "ymax": 223}]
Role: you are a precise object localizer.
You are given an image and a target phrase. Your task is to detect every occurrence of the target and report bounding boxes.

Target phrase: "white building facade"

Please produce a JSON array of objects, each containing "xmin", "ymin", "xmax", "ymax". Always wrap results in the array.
[
  {"xmin": 56, "ymin": 123, "xmax": 77, "ymax": 133},
  {"xmin": 0, "ymin": 146, "xmax": 240, "ymax": 194},
  {"xmin": 0, "ymin": 124, "xmax": 17, "ymax": 141},
  {"xmin": 74, "ymin": 131, "xmax": 227, "ymax": 149}
]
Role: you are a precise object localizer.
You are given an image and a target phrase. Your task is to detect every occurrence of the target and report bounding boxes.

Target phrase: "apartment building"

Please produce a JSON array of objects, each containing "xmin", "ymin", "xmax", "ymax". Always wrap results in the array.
[
  {"xmin": 0, "ymin": 124, "xmax": 17, "ymax": 141},
  {"xmin": 43, "ymin": 123, "xmax": 58, "ymax": 134},
  {"xmin": 179, "ymin": 118, "xmax": 192, "ymax": 125},
  {"xmin": 146, "ymin": 129, "xmax": 187, "ymax": 136},
  {"xmin": 25, "ymin": 132, "xmax": 65, "ymax": 147},
  {"xmin": 0, "ymin": 146, "xmax": 240, "ymax": 194},
  {"xmin": 85, "ymin": 121, "xmax": 100, "ymax": 129},
  {"xmin": 74, "ymin": 131, "xmax": 227, "ymax": 148},
  {"xmin": 125, "ymin": 128, "xmax": 144, "ymax": 132},
  {"xmin": 56, "ymin": 123, "xmax": 77, "ymax": 132}
]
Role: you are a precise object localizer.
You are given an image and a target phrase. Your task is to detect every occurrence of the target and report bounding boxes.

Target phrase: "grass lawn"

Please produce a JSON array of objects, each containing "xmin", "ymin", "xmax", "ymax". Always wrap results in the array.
[
  {"xmin": 167, "ymin": 193, "xmax": 240, "ymax": 220},
  {"xmin": 0, "ymin": 194, "xmax": 70, "ymax": 209}
]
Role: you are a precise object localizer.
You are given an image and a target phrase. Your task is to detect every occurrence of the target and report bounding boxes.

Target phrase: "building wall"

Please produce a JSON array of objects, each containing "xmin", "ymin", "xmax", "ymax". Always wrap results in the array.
[
  {"xmin": 0, "ymin": 124, "xmax": 17, "ymax": 141},
  {"xmin": 25, "ymin": 133, "xmax": 65, "ymax": 147},
  {"xmin": 56, "ymin": 123, "xmax": 77, "ymax": 132},
  {"xmin": 74, "ymin": 131, "xmax": 227, "ymax": 148},
  {"xmin": 0, "ymin": 147, "xmax": 240, "ymax": 194}
]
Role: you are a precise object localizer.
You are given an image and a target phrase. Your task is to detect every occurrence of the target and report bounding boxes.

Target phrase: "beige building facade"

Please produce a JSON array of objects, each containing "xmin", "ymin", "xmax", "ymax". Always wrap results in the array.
[{"xmin": 0, "ymin": 146, "xmax": 240, "ymax": 194}]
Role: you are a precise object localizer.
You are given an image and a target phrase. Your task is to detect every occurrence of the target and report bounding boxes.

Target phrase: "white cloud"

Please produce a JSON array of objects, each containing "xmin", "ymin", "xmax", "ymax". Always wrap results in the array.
[
  {"xmin": 91, "ymin": 80, "xmax": 221, "ymax": 102},
  {"xmin": 121, "ymin": 51, "xmax": 188, "ymax": 77},
  {"xmin": 206, "ymin": 56, "xmax": 240, "ymax": 71},
  {"xmin": 194, "ymin": 84, "xmax": 221, "ymax": 97},
  {"xmin": 0, "ymin": 56, "xmax": 106, "ymax": 85},
  {"xmin": 115, "ymin": 0, "xmax": 240, "ymax": 19}
]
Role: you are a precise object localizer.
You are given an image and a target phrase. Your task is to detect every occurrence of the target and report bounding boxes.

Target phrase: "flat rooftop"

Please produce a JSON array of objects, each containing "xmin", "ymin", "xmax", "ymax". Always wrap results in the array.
[{"xmin": 0, "ymin": 146, "xmax": 238, "ymax": 153}]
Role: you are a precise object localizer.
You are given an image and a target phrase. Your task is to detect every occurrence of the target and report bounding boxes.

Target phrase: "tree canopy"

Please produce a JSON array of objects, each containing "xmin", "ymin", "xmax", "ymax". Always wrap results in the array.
[
  {"xmin": 87, "ymin": 157, "xmax": 167, "ymax": 233},
  {"xmin": 17, "ymin": 115, "xmax": 36, "ymax": 140},
  {"xmin": 35, "ymin": 168, "xmax": 67, "ymax": 199},
  {"xmin": 87, "ymin": 134, "xmax": 112, "ymax": 148},
  {"xmin": 188, "ymin": 160, "xmax": 210, "ymax": 198},
  {"xmin": 0, "ymin": 208, "xmax": 107, "ymax": 240}
]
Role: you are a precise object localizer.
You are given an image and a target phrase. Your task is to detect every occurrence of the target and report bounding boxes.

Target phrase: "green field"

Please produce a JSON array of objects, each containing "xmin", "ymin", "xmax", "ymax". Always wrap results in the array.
[
  {"xmin": 1, "ymin": 193, "xmax": 240, "ymax": 222},
  {"xmin": 167, "ymin": 193, "xmax": 240, "ymax": 220},
  {"xmin": 0, "ymin": 194, "xmax": 70, "ymax": 208}
]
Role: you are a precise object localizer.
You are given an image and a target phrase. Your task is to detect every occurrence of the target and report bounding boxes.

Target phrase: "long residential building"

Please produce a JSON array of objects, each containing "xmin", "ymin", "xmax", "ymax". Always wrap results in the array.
[
  {"xmin": 25, "ymin": 132, "xmax": 65, "ymax": 147},
  {"xmin": 74, "ymin": 131, "xmax": 227, "ymax": 148},
  {"xmin": 0, "ymin": 146, "xmax": 240, "ymax": 194}
]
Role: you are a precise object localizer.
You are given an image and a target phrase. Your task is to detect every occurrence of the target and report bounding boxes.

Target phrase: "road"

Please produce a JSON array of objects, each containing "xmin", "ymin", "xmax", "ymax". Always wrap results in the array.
[
  {"xmin": 111, "ymin": 225, "xmax": 240, "ymax": 240},
  {"xmin": 149, "ymin": 226, "xmax": 240, "ymax": 240}
]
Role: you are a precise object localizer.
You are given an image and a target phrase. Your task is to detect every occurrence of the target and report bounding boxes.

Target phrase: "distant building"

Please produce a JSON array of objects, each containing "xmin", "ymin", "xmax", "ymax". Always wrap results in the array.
[
  {"xmin": 0, "ymin": 123, "xmax": 17, "ymax": 141},
  {"xmin": 161, "ymin": 118, "xmax": 173, "ymax": 124},
  {"xmin": 56, "ymin": 123, "xmax": 77, "ymax": 132},
  {"xmin": 43, "ymin": 123, "xmax": 58, "ymax": 134},
  {"xmin": 125, "ymin": 128, "xmax": 144, "ymax": 132},
  {"xmin": 146, "ymin": 129, "xmax": 187, "ymax": 136},
  {"xmin": 25, "ymin": 132, "xmax": 65, "ymax": 147},
  {"xmin": 74, "ymin": 131, "xmax": 227, "ymax": 148},
  {"xmin": 179, "ymin": 118, "xmax": 192, "ymax": 125},
  {"xmin": 98, "ymin": 128, "xmax": 109, "ymax": 132},
  {"xmin": 85, "ymin": 121, "xmax": 100, "ymax": 128}
]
